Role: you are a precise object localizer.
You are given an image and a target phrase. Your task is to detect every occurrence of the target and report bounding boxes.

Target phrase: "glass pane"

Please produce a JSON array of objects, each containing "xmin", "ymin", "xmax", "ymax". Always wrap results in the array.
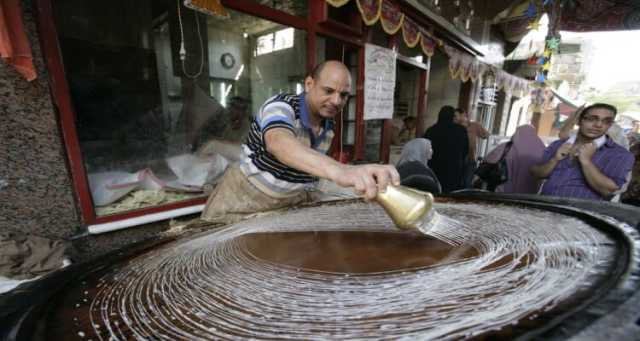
[{"xmin": 52, "ymin": 1, "xmax": 306, "ymax": 216}]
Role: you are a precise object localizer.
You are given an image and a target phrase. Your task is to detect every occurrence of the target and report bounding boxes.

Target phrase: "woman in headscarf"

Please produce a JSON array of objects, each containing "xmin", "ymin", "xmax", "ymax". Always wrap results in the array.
[
  {"xmin": 396, "ymin": 138, "xmax": 441, "ymax": 194},
  {"xmin": 423, "ymin": 105, "xmax": 469, "ymax": 193},
  {"xmin": 483, "ymin": 124, "xmax": 545, "ymax": 194}
]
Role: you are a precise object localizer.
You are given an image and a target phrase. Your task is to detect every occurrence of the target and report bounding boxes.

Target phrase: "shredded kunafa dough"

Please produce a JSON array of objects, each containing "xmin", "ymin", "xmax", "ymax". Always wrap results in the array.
[{"xmin": 84, "ymin": 202, "xmax": 615, "ymax": 340}]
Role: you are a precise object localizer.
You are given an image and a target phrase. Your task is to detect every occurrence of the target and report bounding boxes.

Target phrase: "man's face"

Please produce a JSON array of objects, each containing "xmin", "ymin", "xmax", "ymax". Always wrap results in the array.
[
  {"xmin": 578, "ymin": 107, "xmax": 615, "ymax": 140},
  {"xmin": 305, "ymin": 64, "xmax": 351, "ymax": 120}
]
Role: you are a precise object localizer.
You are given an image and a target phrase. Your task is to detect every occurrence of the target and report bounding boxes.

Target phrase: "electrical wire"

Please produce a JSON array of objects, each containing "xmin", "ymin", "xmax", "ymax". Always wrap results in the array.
[{"xmin": 177, "ymin": 0, "xmax": 204, "ymax": 79}]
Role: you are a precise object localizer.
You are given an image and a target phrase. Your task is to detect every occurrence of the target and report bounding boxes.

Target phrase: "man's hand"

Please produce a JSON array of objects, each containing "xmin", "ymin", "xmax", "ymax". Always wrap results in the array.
[
  {"xmin": 554, "ymin": 143, "xmax": 573, "ymax": 161},
  {"xmin": 329, "ymin": 164, "xmax": 401, "ymax": 200},
  {"xmin": 577, "ymin": 142, "xmax": 597, "ymax": 164}
]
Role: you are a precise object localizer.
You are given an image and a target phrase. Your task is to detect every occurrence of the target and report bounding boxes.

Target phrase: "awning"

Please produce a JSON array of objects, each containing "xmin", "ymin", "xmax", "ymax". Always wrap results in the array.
[{"xmin": 495, "ymin": 0, "xmax": 640, "ymax": 36}]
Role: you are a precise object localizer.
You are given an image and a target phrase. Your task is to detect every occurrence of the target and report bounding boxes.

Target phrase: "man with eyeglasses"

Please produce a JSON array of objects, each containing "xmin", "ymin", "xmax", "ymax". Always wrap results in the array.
[
  {"xmin": 531, "ymin": 103, "xmax": 634, "ymax": 200},
  {"xmin": 201, "ymin": 60, "xmax": 400, "ymax": 224}
]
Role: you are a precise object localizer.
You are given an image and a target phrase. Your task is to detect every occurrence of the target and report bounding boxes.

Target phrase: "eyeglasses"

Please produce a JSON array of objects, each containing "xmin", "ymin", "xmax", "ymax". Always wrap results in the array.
[{"xmin": 581, "ymin": 115, "xmax": 614, "ymax": 125}]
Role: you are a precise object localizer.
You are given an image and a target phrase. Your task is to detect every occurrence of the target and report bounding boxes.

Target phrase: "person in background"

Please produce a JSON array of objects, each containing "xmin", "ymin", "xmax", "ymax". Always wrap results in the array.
[
  {"xmin": 390, "ymin": 116, "xmax": 416, "ymax": 145},
  {"xmin": 621, "ymin": 139, "xmax": 640, "ymax": 206},
  {"xmin": 454, "ymin": 108, "xmax": 489, "ymax": 188},
  {"xmin": 390, "ymin": 117, "xmax": 405, "ymax": 145},
  {"xmin": 395, "ymin": 138, "xmax": 441, "ymax": 194},
  {"xmin": 530, "ymin": 103, "xmax": 634, "ymax": 201},
  {"xmin": 482, "ymin": 125, "xmax": 545, "ymax": 194},
  {"xmin": 201, "ymin": 61, "xmax": 399, "ymax": 224},
  {"xmin": 398, "ymin": 116, "xmax": 416, "ymax": 144},
  {"xmin": 423, "ymin": 105, "xmax": 469, "ymax": 193},
  {"xmin": 559, "ymin": 104, "xmax": 629, "ymax": 150}
]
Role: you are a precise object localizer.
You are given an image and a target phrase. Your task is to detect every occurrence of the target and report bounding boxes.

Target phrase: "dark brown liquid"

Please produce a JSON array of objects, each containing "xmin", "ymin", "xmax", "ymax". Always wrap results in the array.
[{"xmin": 239, "ymin": 231, "xmax": 479, "ymax": 273}]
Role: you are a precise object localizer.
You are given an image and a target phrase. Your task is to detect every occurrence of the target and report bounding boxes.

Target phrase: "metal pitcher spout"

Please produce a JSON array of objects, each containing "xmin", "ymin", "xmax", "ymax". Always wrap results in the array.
[{"xmin": 375, "ymin": 184, "xmax": 435, "ymax": 231}]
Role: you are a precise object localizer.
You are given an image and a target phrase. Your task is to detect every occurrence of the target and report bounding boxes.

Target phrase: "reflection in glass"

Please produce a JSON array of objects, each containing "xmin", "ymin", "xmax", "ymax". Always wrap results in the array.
[{"xmin": 52, "ymin": 1, "xmax": 306, "ymax": 216}]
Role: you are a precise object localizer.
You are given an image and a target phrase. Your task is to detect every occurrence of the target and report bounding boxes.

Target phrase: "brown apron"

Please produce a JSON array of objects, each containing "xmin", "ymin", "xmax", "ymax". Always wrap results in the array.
[{"xmin": 201, "ymin": 165, "xmax": 310, "ymax": 225}]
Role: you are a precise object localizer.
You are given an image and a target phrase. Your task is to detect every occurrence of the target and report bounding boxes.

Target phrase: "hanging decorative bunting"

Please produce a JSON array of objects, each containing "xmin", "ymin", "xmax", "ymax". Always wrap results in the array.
[
  {"xmin": 525, "ymin": 2, "xmax": 537, "ymax": 18},
  {"xmin": 444, "ymin": 45, "xmax": 531, "ymax": 94},
  {"xmin": 356, "ymin": 0, "xmax": 382, "ymax": 25},
  {"xmin": 546, "ymin": 36, "xmax": 560, "ymax": 50},
  {"xmin": 326, "ymin": 0, "xmax": 351, "ymax": 7},
  {"xmin": 420, "ymin": 31, "xmax": 437, "ymax": 57},
  {"xmin": 402, "ymin": 16, "xmax": 420, "ymax": 47},
  {"xmin": 527, "ymin": 20, "xmax": 541, "ymax": 30},
  {"xmin": 328, "ymin": 0, "xmax": 446, "ymax": 55},
  {"xmin": 380, "ymin": 0, "xmax": 404, "ymax": 34}
]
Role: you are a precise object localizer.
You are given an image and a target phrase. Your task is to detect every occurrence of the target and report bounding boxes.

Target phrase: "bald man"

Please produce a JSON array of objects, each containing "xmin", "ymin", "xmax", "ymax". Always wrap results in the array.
[{"xmin": 202, "ymin": 61, "xmax": 400, "ymax": 223}]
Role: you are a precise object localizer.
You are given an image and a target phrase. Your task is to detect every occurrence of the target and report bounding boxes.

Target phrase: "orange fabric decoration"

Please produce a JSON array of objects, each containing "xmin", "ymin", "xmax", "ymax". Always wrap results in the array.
[
  {"xmin": 183, "ymin": 0, "xmax": 229, "ymax": 19},
  {"xmin": 0, "ymin": 0, "xmax": 36, "ymax": 81}
]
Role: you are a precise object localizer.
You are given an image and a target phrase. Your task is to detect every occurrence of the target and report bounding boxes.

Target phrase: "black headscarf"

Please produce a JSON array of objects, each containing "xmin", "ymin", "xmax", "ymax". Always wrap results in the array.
[{"xmin": 423, "ymin": 106, "xmax": 469, "ymax": 193}]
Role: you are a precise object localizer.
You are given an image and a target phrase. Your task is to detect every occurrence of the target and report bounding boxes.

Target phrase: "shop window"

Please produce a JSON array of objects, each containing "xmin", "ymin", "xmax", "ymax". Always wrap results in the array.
[
  {"xmin": 52, "ymin": 0, "xmax": 306, "ymax": 218},
  {"xmin": 255, "ymin": 28, "xmax": 294, "ymax": 56}
]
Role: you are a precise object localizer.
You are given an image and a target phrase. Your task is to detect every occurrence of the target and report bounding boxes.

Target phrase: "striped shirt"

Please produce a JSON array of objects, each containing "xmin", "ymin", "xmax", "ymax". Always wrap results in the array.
[
  {"xmin": 239, "ymin": 93, "xmax": 334, "ymax": 198},
  {"xmin": 540, "ymin": 137, "xmax": 634, "ymax": 200}
]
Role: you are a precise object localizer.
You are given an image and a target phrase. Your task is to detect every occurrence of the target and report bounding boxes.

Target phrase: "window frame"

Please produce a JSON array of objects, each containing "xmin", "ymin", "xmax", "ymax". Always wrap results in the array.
[{"xmin": 35, "ymin": 0, "xmax": 311, "ymax": 226}]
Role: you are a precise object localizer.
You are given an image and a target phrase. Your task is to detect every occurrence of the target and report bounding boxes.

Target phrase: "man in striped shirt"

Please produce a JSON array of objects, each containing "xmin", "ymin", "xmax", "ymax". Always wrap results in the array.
[
  {"xmin": 530, "ymin": 103, "xmax": 634, "ymax": 200},
  {"xmin": 202, "ymin": 61, "xmax": 400, "ymax": 223}
]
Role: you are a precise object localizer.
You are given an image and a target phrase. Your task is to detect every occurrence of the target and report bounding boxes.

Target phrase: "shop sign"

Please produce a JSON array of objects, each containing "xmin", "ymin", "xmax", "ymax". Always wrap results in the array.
[{"xmin": 364, "ymin": 43, "xmax": 397, "ymax": 120}]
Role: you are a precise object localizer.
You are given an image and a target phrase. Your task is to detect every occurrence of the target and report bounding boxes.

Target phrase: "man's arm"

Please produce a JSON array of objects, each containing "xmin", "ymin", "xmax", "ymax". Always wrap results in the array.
[
  {"xmin": 264, "ymin": 128, "xmax": 400, "ymax": 200},
  {"xmin": 530, "ymin": 143, "xmax": 572, "ymax": 179},
  {"xmin": 578, "ymin": 143, "xmax": 622, "ymax": 197},
  {"xmin": 558, "ymin": 105, "xmax": 584, "ymax": 140}
]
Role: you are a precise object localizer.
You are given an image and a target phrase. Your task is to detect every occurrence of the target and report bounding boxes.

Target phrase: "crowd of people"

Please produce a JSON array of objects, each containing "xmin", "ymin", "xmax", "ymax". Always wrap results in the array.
[
  {"xmin": 396, "ymin": 103, "xmax": 638, "ymax": 205},
  {"xmin": 198, "ymin": 61, "xmax": 638, "ymax": 226}
]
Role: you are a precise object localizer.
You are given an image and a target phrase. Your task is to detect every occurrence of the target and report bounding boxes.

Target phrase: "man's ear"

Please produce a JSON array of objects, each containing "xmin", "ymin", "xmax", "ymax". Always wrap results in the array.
[{"xmin": 304, "ymin": 76, "xmax": 314, "ymax": 93}]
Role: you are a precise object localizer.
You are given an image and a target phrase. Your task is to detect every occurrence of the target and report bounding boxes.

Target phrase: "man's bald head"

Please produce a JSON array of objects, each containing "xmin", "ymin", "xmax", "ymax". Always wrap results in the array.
[
  {"xmin": 310, "ymin": 60, "xmax": 351, "ymax": 82},
  {"xmin": 304, "ymin": 61, "xmax": 352, "ymax": 122}
]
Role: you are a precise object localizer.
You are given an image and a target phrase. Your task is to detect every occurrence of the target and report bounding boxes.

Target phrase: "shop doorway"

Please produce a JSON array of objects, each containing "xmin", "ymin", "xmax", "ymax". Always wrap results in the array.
[
  {"xmin": 316, "ymin": 36, "xmax": 360, "ymax": 163},
  {"xmin": 388, "ymin": 58, "xmax": 427, "ymax": 164}
]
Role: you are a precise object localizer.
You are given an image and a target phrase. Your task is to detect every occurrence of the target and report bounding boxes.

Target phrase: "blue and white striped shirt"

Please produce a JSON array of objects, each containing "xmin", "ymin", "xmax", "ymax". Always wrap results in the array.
[{"xmin": 240, "ymin": 93, "xmax": 334, "ymax": 198}]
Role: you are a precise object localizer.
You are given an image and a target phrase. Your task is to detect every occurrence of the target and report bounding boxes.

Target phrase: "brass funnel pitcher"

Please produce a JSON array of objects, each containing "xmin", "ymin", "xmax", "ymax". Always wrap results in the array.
[{"xmin": 375, "ymin": 184, "xmax": 435, "ymax": 231}]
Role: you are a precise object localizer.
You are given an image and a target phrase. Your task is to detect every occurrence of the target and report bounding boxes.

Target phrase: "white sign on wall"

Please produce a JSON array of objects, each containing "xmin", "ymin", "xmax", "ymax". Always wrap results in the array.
[{"xmin": 364, "ymin": 43, "xmax": 397, "ymax": 120}]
